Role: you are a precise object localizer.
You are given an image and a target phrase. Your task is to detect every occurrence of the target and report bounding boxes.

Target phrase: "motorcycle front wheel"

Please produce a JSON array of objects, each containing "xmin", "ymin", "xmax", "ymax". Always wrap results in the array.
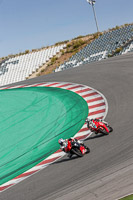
[
  {"xmin": 108, "ymin": 126, "xmax": 113, "ymax": 132},
  {"xmin": 99, "ymin": 127, "xmax": 109, "ymax": 135},
  {"xmin": 85, "ymin": 146, "xmax": 90, "ymax": 154},
  {"xmin": 71, "ymin": 148, "xmax": 83, "ymax": 157}
]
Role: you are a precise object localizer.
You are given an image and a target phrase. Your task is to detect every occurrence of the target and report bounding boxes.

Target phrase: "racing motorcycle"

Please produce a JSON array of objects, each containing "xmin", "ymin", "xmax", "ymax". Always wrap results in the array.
[
  {"xmin": 67, "ymin": 139, "xmax": 90, "ymax": 158},
  {"xmin": 86, "ymin": 118, "xmax": 113, "ymax": 135}
]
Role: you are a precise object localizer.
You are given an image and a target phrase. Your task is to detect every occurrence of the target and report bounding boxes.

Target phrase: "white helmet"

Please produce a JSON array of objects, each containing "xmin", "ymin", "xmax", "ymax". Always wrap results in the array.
[
  {"xmin": 86, "ymin": 117, "xmax": 91, "ymax": 122},
  {"xmin": 58, "ymin": 138, "xmax": 64, "ymax": 145}
]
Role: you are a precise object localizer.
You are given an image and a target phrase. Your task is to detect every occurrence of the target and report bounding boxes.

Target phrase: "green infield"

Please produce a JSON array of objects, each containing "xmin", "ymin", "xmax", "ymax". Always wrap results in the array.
[
  {"xmin": 119, "ymin": 194, "xmax": 133, "ymax": 200},
  {"xmin": 0, "ymin": 87, "xmax": 88, "ymax": 185}
]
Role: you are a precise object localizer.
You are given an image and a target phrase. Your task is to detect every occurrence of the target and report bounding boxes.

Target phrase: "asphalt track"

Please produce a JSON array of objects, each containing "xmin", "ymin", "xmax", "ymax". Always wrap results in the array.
[{"xmin": 0, "ymin": 52, "xmax": 133, "ymax": 200}]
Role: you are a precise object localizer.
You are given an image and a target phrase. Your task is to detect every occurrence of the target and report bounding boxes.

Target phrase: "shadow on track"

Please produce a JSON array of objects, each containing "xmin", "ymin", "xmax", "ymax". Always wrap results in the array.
[
  {"xmin": 53, "ymin": 155, "xmax": 81, "ymax": 165},
  {"xmin": 85, "ymin": 133, "xmax": 105, "ymax": 141}
]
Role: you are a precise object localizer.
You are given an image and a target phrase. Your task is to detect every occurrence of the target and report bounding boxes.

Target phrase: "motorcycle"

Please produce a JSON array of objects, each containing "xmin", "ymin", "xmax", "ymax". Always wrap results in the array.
[
  {"xmin": 87, "ymin": 118, "xmax": 113, "ymax": 135},
  {"xmin": 66, "ymin": 139, "xmax": 90, "ymax": 158}
]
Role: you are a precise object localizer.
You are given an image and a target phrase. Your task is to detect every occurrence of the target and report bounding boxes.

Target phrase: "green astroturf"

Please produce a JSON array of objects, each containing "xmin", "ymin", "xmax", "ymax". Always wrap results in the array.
[
  {"xmin": 120, "ymin": 194, "xmax": 133, "ymax": 200},
  {"xmin": 0, "ymin": 87, "xmax": 88, "ymax": 185}
]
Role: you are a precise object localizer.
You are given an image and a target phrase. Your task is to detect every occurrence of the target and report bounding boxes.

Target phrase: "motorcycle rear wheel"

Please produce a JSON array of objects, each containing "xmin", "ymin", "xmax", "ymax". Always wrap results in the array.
[{"xmin": 71, "ymin": 148, "xmax": 83, "ymax": 157}]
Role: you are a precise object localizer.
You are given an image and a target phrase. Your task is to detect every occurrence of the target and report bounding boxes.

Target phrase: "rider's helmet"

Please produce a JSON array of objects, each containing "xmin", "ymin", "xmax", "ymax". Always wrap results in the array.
[
  {"xmin": 86, "ymin": 117, "xmax": 90, "ymax": 122},
  {"xmin": 58, "ymin": 138, "xmax": 65, "ymax": 146},
  {"xmin": 86, "ymin": 117, "xmax": 92, "ymax": 123},
  {"xmin": 88, "ymin": 118, "xmax": 94, "ymax": 126}
]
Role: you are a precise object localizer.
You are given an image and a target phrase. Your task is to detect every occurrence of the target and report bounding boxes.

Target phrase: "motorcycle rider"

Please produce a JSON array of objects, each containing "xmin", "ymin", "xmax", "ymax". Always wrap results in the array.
[
  {"xmin": 86, "ymin": 117, "xmax": 108, "ymax": 128},
  {"xmin": 58, "ymin": 138, "xmax": 85, "ymax": 158},
  {"xmin": 86, "ymin": 117, "xmax": 110, "ymax": 134},
  {"xmin": 94, "ymin": 118, "xmax": 108, "ymax": 125},
  {"xmin": 86, "ymin": 118, "xmax": 96, "ymax": 129}
]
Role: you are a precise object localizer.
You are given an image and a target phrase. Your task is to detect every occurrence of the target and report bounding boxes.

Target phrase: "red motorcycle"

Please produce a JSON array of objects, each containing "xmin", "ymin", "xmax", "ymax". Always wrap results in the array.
[
  {"xmin": 66, "ymin": 139, "xmax": 90, "ymax": 158},
  {"xmin": 86, "ymin": 118, "xmax": 113, "ymax": 135}
]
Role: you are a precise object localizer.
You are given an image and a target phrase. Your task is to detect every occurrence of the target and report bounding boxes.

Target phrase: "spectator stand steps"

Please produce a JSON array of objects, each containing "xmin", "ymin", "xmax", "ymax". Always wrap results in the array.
[
  {"xmin": 55, "ymin": 24, "xmax": 133, "ymax": 72},
  {"xmin": 0, "ymin": 44, "xmax": 66, "ymax": 87}
]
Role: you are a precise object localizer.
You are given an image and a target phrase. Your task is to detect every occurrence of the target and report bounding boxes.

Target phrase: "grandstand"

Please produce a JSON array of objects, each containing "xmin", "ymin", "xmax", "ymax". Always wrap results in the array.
[
  {"xmin": 55, "ymin": 24, "xmax": 133, "ymax": 72},
  {"xmin": 0, "ymin": 44, "xmax": 66, "ymax": 86},
  {"xmin": 120, "ymin": 39, "xmax": 133, "ymax": 55},
  {"xmin": 0, "ymin": 24, "xmax": 133, "ymax": 87}
]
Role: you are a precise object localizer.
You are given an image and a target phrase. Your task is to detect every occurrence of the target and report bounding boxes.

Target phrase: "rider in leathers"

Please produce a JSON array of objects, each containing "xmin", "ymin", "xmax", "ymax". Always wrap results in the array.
[
  {"xmin": 58, "ymin": 138, "xmax": 84, "ymax": 158},
  {"xmin": 86, "ymin": 117, "xmax": 108, "ymax": 132}
]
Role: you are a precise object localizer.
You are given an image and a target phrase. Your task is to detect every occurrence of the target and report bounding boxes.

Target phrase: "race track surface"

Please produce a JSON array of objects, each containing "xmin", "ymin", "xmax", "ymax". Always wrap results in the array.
[{"xmin": 0, "ymin": 52, "xmax": 133, "ymax": 200}]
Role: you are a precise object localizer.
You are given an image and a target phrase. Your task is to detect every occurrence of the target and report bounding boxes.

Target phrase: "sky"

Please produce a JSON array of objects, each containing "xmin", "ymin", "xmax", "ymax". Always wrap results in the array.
[{"xmin": 0, "ymin": 0, "xmax": 133, "ymax": 58}]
